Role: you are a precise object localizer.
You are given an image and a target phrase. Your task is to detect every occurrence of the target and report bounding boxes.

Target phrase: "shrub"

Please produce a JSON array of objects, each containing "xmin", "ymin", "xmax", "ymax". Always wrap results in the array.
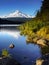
[{"xmin": 2, "ymin": 49, "xmax": 10, "ymax": 57}]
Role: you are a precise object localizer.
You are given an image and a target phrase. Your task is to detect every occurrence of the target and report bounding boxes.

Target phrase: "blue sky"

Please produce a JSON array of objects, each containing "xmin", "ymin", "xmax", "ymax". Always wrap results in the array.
[{"xmin": 0, "ymin": 0, "xmax": 42, "ymax": 16}]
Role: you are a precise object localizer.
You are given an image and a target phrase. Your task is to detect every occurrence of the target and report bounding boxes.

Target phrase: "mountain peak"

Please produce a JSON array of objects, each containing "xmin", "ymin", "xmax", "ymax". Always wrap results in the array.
[
  {"xmin": 0, "ymin": 10, "xmax": 34, "ymax": 18},
  {"xmin": 15, "ymin": 10, "xmax": 21, "ymax": 13}
]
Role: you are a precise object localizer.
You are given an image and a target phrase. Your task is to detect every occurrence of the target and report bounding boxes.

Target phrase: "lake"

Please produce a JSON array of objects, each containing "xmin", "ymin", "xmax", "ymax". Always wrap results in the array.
[{"xmin": 0, "ymin": 25, "xmax": 42, "ymax": 65}]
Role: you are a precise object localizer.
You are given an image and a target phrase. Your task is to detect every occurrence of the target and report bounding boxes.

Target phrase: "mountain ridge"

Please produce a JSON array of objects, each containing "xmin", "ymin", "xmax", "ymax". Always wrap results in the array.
[
  {"xmin": 0, "ymin": 10, "xmax": 33, "ymax": 24},
  {"xmin": 0, "ymin": 10, "xmax": 34, "ymax": 18}
]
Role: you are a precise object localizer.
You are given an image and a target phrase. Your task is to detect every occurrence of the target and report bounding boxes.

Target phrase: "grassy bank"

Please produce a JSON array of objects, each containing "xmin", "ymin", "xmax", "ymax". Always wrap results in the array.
[{"xmin": 19, "ymin": 0, "xmax": 49, "ymax": 55}]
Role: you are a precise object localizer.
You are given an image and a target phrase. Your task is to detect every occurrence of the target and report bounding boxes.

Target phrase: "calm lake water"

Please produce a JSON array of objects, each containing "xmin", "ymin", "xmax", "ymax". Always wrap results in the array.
[{"xmin": 0, "ymin": 25, "xmax": 42, "ymax": 65}]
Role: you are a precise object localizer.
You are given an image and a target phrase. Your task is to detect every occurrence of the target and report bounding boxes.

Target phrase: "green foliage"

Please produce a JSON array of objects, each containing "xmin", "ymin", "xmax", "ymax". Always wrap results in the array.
[
  {"xmin": 41, "ymin": 46, "xmax": 49, "ymax": 55},
  {"xmin": 20, "ymin": 18, "xmax": 49, "ymax": 34},
  {"xmin": 37, "ymin": 26, "xmax": 49, "ymax": 39},
  {"xmin": 2, "ymin": 49, "xmax": 10, "ymax": 57}
]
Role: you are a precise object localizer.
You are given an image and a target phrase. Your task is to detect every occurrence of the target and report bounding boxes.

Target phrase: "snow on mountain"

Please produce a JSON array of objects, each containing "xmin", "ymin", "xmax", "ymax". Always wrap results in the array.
[{"xmin": 0, "ymin": 10, "xmax": 34, "ymax": 18}]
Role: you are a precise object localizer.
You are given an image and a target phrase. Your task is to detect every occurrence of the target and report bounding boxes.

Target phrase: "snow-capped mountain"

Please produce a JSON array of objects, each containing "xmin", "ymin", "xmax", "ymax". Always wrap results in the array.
[
  {"xmin": 1, "ymin": 10, "xmax": 33, "ymax": 18},
  {"xmin": 0, "ymin": 10, "xmax": 34, "ymax": 24}
]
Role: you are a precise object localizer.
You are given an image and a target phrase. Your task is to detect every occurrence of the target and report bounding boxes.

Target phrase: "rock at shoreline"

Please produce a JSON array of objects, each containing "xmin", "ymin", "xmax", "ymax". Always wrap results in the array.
[
  {"xmin": 37, "ymin": 39, "xmax": 47, "ymax": 47},
  {"xmin": 26, "ymin": 37, "xmax": 33, "ymax": 43},
  {"xmin": 32, "ymin": 37, "xmax": 39, "ymax": 43},
  {"xmin": 36, "ymin": 59, "xmax": 44, "ymax": 65},
  {"xmin": 26, "ymin": 36, "xmax": 48, "ymax": 47},
  {"xmin": 9, "ymin": 44, "xmax": 15, "ymax": 48},
  {"xmin": 36, "ymin": 53, "xmax": 49, "ymax": 65}
]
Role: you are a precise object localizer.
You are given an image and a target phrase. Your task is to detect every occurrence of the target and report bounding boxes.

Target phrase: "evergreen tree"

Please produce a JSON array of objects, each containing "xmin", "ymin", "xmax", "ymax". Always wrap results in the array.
[{"xmin": 36, "ymin": 0, "xmax": 49, "ymax": 21}]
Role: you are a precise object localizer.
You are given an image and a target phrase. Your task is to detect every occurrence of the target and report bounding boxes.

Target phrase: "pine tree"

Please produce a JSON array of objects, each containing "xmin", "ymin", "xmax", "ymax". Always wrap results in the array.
[
  {"xmin": 41, "ymin": 0, "xmax": 49, "ymax": 21},
  {"xmin": 36, "ymin": 0, "xmax": 49, "ymax": 21}
]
